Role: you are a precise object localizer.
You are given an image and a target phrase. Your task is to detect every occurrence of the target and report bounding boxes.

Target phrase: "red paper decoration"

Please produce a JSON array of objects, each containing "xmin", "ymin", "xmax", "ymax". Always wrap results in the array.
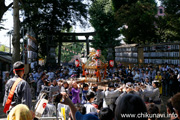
[
  {"xmin": 109, "ymin": 60, "xmax": 114, "ymax": 67},
  {"xmin": 96, "ymin": 50, "xmax": 101, "ymax": 57},
  {"xmin": 75, "ymin": 59, "xmax": 80, "ymax": 67}
]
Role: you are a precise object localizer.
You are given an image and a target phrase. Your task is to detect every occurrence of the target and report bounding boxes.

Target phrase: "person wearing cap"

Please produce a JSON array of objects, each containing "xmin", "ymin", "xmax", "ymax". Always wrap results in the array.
[{"xmin": 3, "ymin": 61, "xmax": 32, "ymax": 111}]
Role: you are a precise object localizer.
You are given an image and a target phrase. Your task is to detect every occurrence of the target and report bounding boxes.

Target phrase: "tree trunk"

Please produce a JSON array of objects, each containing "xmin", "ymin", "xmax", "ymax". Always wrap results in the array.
[{"xmin": 12, "ymin": 0, "xmax": 20, "ymax": 63}]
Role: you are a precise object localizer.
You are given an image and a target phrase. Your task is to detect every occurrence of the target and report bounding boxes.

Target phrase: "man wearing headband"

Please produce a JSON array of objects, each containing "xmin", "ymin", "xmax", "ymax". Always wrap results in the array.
[{"xmin": 3, "ymin": 61, "xmax": 32, "ymax": 113}]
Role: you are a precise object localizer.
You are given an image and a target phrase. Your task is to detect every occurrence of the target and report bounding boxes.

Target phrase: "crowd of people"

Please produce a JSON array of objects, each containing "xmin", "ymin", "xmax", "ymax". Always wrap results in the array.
[
  {"xmin": 2, "ymin": 62, "xmax": 180, "ymax": 120},
  {"xmin": 27, "ymin": 63, "xmax": 180, "ymax": 99}
]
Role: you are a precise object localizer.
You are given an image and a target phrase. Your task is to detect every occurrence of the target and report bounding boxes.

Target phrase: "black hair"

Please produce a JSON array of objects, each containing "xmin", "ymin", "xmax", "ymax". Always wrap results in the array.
[
  {"xmin": 63, "ymin": 81, "xmax": 68, "ymax": 85},
  {"xmin": 99, "ymin": 107, "xmax": 114, "ymax": 120},
  {"xmin": 92, "ymin": 86, "xmax": 98, "ymax": 92},
  {"xmin": 153, "ymin": 82, "xmax": 160, "ymax": 88},
  {"xmin": 13, "ymin": 61, "xmax": 24, "ymax": 71},
  {"xmin": 75, "ymin": 104, "xmax": 86, "ymax": 115},
  {"xmin": 115, "ymin": 94, "xmax": 148, "ymax": 120},
  {"xmin": 83, "ymin": 83, "xmax": 89, "ymax": 89},
  {"xmin": 44, "ymin": 79, "xmax": 50, "ymax": 86},
  {"xmin": 86, "ymin": 92, "xmax": 95, "ymax": 101},
  {"xmin": 108, "ymin": 82, "xmax": 114, "ymax": 88},
  {"xmin": 166, "ymin": 98, "xmax": 176, "ymax": 114},
  {"xmin": 146, "ymin": 103, "xmax": 159, "ymax": 120}
]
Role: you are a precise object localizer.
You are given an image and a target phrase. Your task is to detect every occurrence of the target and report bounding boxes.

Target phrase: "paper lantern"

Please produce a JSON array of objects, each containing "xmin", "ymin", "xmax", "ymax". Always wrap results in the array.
[
  {"xmin": 96, "ymin": 59, "xmax": 101, "ymax": 67},
  {"xmin": 109, "ymin": 60, "xmax": 114, "ymax": 67},
  {"xmin": 96, "ymin": 49, "xmax": 101, "ymax": 57},
  {"xmin": 75, "ymin": 59, "xmax": 80, "ymax": 67}
]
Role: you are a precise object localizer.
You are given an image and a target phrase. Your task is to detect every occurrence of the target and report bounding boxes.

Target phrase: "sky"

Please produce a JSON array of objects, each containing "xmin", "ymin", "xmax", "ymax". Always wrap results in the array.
[{"xmin": 0, "ymin": 0, "xmax": 161, "ymax": 48}]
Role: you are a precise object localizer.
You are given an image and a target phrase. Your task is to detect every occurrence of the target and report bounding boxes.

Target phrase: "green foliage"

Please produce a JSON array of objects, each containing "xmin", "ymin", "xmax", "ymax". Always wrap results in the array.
[
  {"xmin": 0, "ymin": 45, "xmax": 5, "ymax": 52},
  {"xmin": 155, "ymin": 16, "xmax": 173, "ymax": 42},
  {"xmin": 112, "ymin": 0, "xmax": 157, "ymax": 44},
  {"xmin": 21, "ymin": 0, "xmax": 88, "ymax": 57},
  {"xmin": 55, "ymin": 42, "xmax": 84, "ymax": 62},
  {"xmin": 0, "ymin": 45, "xmax": 9, "ymax": 52},
  {"xmin": 89, "ymin": 0, "xmax": 120, "ymax": 59},
  {"xmin": 160, "ymin": 0, "xmax": 180, "ymax": 41}
]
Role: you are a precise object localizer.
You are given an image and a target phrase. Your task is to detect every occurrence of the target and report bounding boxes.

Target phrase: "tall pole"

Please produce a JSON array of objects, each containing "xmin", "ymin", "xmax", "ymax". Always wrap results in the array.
[
  {"xmin": 9, "ymin": 32, "xmax": 11, "ymax": 54},
  {"xmin": 85, "ymin": 35, "xmax": 89, "ymax": 58},
  {"xmin": 58, "ymin": 41, "xmax": 62, "ymax": 65}
]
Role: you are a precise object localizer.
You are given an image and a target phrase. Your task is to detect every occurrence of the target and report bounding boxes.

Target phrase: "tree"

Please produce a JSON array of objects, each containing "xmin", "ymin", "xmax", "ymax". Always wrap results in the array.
[
  {"xmin": 0, "ymin": 0, "xmax": 13, "ymax": 22},
  {"xmin": 155, "ymin": 16, "xmax": 172, "ymax": 42},
  {"xmin": 160, "ymin": 0, "xmax": 180, "ymax": 41},
  {"xmin": 12, "ymin": 0, "xmax": 20, "ymax": 63},
  {"xmin": 0, "ymin": 0, "xmax": 13, "ymax": 30},
  {"xmin": 21, "ymin": 0, "xmax": 88, "ymax": 58},
  {"xmin": 112, "ymin": 0, "xmax": 157, "ymax": 44},
  {"xmin": 0, "ymin": 45, "xmax": 5, "ymax": 52},
  {"xmin": 89, "ymin": 0, "xmax": 120, "ymax": 60}
]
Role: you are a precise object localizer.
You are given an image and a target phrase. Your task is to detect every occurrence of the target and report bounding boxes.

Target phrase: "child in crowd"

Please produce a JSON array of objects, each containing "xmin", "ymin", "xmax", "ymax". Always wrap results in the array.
[
  {"xmin": 81, "ymin": 83, "xmax": 89, "ymax": 104},
  {"xmin": 84, "ymin": 92, "xmax": 98, "ymax": 114}
]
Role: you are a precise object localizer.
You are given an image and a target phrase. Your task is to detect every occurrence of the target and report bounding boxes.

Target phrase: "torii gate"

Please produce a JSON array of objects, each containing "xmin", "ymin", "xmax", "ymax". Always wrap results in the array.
[{"xmin": 58, "ymin": 32, "xmax": 95, "ymax": 64}]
